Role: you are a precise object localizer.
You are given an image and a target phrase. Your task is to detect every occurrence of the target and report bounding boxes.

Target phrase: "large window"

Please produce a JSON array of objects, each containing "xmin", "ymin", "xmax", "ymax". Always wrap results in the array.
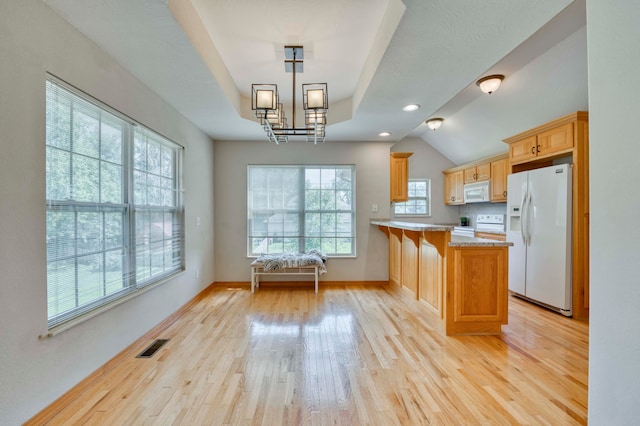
[
  {"xmin": 247, "ymin": 165, "xmax": 355, "ymax": 256},
  {"xmin": 393, "ymin": 179, "xmax": 431, "ymax": 216},
  {"xmin": 45, "ymin": 77, "xmax": 184, "ymax": 329}
]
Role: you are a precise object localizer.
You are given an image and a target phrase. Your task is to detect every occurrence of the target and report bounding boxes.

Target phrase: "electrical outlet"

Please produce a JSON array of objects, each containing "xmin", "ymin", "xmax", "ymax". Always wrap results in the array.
[{"xmin": 372, "ymin": 204, "xmax": 378, "ymax": 213}]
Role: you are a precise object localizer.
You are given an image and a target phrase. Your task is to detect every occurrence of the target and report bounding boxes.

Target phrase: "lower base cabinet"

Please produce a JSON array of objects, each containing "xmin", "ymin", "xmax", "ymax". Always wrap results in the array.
[
  {"xmin": 445, "ymin": 247, "xmax": 508, "ymax": 335},
  {"xmin": 376, "ymin": 224, "xmax": 509, "ymax": 335}
]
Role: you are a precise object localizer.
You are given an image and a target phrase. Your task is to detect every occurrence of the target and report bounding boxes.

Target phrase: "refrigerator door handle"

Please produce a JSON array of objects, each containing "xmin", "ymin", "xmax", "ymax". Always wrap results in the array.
[
  {"xmin": 519, "ymin": 192, "xmax": 527, "ymax": 244},
  {"xmin": 524, "ymin": 191, "xmax": 532, "ymax": 244}
]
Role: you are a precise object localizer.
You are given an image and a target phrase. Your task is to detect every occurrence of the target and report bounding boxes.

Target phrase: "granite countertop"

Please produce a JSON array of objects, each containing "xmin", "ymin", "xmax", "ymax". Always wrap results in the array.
[
  {"xmin": 474, "ymin": 228, "xmax": 507, "ymax": 235},
  {"xmin": 449, "ymin": 234, "xmax": 513, "ymax": 247},
  {"xmin": 371, "ymin": 220, "xmax": 512, "ymax": 247},
  {"xmin": 369, "ymin": 220, "xmax": 454, "ymax": 232}
]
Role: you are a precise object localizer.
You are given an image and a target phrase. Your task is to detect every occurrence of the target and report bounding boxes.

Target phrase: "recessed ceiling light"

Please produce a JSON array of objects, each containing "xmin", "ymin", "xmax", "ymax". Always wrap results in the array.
[
  {"xmin": 379, "ymin": 132, "xmax": 392, "ymax": 137},
  {"xmin": 402, "ymin": 104, "xmax": 420, "ymax": 112}
]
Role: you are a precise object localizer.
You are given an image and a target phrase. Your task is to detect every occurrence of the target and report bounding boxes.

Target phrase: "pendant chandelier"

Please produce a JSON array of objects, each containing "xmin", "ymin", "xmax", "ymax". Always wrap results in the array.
[{"xmin": 251, "ymin": 46, "xmax": 328, "ymax": 144}]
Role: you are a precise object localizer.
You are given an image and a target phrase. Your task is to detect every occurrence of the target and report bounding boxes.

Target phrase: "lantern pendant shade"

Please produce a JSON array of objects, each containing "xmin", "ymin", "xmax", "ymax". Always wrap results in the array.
[
  {"xmin": 303, "ymin": 83, "xmax": 328, "ymax": 110},
  {"xmin": 252, "ymin": 84, "xmax": 278, "ymax": 110}
]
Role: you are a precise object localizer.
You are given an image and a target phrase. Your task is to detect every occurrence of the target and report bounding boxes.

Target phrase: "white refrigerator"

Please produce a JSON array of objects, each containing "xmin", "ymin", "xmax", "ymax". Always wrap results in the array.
[{"xmin": 506, "ymin": 164, "xmax": 572, "ymax": 316}]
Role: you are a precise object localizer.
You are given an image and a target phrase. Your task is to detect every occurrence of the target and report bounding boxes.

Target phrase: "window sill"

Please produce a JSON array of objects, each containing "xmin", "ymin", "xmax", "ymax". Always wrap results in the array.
[{"xmin": 40, "ymin": 269, "xmax": 185, "ymax": 339}]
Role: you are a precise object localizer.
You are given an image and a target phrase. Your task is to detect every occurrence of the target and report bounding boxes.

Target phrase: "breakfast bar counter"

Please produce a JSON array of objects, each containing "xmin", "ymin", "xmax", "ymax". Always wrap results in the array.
[{"xmin": 371, "ymin": 220, "xmax": 513, "ymax": 335}]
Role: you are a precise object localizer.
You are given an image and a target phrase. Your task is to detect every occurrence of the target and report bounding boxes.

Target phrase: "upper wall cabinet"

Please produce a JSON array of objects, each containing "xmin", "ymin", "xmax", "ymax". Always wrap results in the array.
[
  {"xmin": 443, "ymin": 153, "xmax": 509, "ymax": 205},
  {"xmin": 444, "ymin": 170, "xmax": 464, "ymax": 205},
  {"xmin": 390, "ymin": 152, "xmax": 413, "ymax": 202},
  {"xmin": 463, "ymin": 163, "xmax": 491, "ymax": 184},
  {"xmin": 490, "ymin": 158, "xmax": 509, "ymax": 202},
  {"xmin": 507, "ymin": 122, "xmax": 574, "ymax": 165}
]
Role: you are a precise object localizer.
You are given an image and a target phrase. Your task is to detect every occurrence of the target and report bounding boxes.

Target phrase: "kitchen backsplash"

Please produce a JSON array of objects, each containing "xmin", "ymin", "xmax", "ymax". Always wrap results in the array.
[{"xmin": 459, "ymin": 202, "xmax": 507, "ymax": 226}]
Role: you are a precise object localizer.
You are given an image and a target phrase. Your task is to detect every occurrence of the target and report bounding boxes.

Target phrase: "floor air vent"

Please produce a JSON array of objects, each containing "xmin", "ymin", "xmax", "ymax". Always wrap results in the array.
[{"xmin": 136, "ymin": 339, "xmax": 170, "ymax": 358}]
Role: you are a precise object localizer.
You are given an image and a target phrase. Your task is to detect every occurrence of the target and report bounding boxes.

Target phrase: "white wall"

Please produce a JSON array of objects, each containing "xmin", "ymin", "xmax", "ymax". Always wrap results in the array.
[
  {"xmin": 213, "ymin": 140, "xmax": 394, "ymax": 282},
  {"xmin": 0, "ymin": 2, "xmax": 215, "ymax": 423},
  {"xmin": 390, "ymin": 137, "xmax": 459, "ymax": 224},
  {"xmin": 587, "ymin": 0, "xmax": 640, "ymax": 423}
]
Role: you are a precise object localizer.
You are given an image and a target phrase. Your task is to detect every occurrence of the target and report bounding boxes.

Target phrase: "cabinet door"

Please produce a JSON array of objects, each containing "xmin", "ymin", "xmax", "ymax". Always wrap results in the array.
[
  {"xmin": 446, "ymin": 247, "xmax": 508, "ymax": 335},
  {"xmin": 490, "ymin": 158, "xmax": 508, "ymax": 202},
  {"xmin": 476, "ymin": 163, "xmax": 491, "ymax": 181},
  {"xmin": 537, "ymin": 123, "xmax": 574, "ymax": 157},
  {"xmin": 464, "ymin": 167, "xmax": 477, "ymax": 184},
  {"xmin": 444, "ymin": 171, "xmax": 464, "ymax": 205},
  {"xmin": 452, "ymin": 171, "xmax": 464, "ymax": 204},
  {"xmin": 390, "ymin": 153, "xmax": 412, "ymax": 202},
  {"xmin": 509, "ymin": 136, "xmax": 537, "ymax": 164}
]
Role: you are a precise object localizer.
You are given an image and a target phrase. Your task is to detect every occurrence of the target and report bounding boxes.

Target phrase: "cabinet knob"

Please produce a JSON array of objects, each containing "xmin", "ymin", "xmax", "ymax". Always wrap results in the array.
[
  {"xmin": 503, "ymin": 190, "xmax": 507, "ymax": 197},
  {"xmin": 531, "ymin": 146, "xmax": 535, "ymax": 154},
  {"xmin": 537, "ymin": 144, "xmax": 541, "ymax": 154},
  {"xmin": 451, "ymin": 196, "xmax": 455, "ymax": 202}
]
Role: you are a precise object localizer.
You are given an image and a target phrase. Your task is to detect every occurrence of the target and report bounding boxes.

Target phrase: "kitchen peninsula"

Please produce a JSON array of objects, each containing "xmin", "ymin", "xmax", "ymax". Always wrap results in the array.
[{"xmin": 371, "ymin": 220, "xmax": 513, "ymax": 336}]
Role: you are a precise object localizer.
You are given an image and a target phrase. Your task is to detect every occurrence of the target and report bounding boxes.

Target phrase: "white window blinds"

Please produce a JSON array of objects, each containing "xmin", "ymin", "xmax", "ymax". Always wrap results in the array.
[
  {"xmin": 247, "ymin": 165, "xmax": 356, "ymax": 256},
  {"xmin": 45, "ymin": 77, "xmax": 184, "ymax": 329}
]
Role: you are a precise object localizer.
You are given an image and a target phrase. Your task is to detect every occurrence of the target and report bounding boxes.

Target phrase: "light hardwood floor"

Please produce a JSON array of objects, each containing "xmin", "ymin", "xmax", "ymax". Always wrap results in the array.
[{"xmin": 28, "ymin": 283, "xmax": 588, "ymax": 425}]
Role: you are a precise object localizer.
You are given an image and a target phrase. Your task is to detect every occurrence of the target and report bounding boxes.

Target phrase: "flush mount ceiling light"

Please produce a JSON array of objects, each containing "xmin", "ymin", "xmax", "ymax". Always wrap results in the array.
[
  {"xmin": 251, "ymin": 45, "xmax": 328, "ymax": 144},
  {"xmin": 402, "ymin": 104, "xmax": 420, "ymax": 112},
  {"xmin": 476, "ymin": 74, "xmax": 505, "ymax": 94},
  {"xmin": 425, "ymin": 118, "xmax": 443, "ymax": 131},
  {"xmin": 379, "ymin": 132, "xmax": 392, "ymax": 137}
]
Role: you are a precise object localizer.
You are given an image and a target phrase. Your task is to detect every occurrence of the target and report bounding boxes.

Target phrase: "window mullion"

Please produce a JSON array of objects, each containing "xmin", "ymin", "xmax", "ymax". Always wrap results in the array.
[
  {"xmin": 299, "ymin": 166, "xmax": 305, "ymax": 252},
  {"xmin": 125, "ymin": 126, "xmax": 134, "ymax": 289}
]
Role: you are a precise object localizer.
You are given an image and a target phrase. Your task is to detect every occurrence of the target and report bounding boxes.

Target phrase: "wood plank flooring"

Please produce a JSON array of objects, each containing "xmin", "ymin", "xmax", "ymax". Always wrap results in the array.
[{"xmin": 29, "ymin": 283, "xmax": 588, "ymax": 425}]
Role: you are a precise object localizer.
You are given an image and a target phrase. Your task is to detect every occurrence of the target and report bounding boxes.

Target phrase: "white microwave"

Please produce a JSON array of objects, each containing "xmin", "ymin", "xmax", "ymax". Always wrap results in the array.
[{"xmin": 464, "ymin": 181, "xmax": 490, "ymax": 203}]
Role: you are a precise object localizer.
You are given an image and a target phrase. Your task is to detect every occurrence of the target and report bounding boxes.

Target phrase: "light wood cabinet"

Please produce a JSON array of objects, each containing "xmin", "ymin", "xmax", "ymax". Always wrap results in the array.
[
  {"xmin": 375, "ymin": 223, "xmax": 510, "ymax": 335},
  {"xmin": 509, "ymin": 135, "xmax": 537, "ymax": 164},
  {"xmin": 390, "ymin": 152, "xmax": 413, "ymax": 202},
  {"xmin": 446, "ymin": 247, "xmax": 508, "ymax": 335},
  {"xmin": 503, "ymin": 111, "xmax": 589, "ymax": 320},
  {"xmin": 443, "ymin": 153, "xmax": 509, "ymax": 205},
  {"xmin": 463, "ymin": 163, "xmax": 491, "ymax": 183},
  {"xmin": 507, "ymin": 123, "xmax": 574, "ymax": 165},
  {"xmin": 490, "ymin": 158, "xmax": 509, "ymax": 202},
  {"xmin": 444, "ymin": 171, "xmax": 464, "ymax": 205},
  {"xmin": 537, "ymin": 123, "xmax": 574, "ymax": 157}
]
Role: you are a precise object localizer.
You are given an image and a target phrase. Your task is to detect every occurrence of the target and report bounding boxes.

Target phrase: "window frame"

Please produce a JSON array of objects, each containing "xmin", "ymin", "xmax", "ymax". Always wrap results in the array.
[
  {"xmin": 246, "ymin": 165, "xmax": 356, "ymax": 258},
  {"xmin": 392, "ymin": 178, "xmax": 431, "ymax": 217},
  {"xmin": 45, "ymin": 75, "xmax": 185, "ymax": 332}
]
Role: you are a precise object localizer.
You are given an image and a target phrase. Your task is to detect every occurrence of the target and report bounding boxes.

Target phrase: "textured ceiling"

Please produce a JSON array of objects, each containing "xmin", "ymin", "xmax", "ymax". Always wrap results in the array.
[{"xmin": 43, "ymin": 0, "xmax": 587, "ymax": 165}]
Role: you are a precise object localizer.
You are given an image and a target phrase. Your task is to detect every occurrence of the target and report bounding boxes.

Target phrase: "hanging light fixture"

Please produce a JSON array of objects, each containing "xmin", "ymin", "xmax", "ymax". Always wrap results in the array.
[
  {"xmin": 476, "ymin": 74, "xmax": 504, "ymax": 94},
  {"xmin": 251, "ymin": 46, "xmax": 328, "ymax": 144},
  {"xmin": 426, "ymin": 118, "xmax": 443, "ymax": 131}
]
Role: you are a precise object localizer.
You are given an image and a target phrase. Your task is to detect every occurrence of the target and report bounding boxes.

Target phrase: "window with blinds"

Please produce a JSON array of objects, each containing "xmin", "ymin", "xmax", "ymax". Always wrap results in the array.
[
  {"xmin": 45, "ymin": 76, "xmax": 184, "ymax": 329},
  {"xmin": 247, "ymin": 165, "xmax": 356, "ymax": 257}
]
